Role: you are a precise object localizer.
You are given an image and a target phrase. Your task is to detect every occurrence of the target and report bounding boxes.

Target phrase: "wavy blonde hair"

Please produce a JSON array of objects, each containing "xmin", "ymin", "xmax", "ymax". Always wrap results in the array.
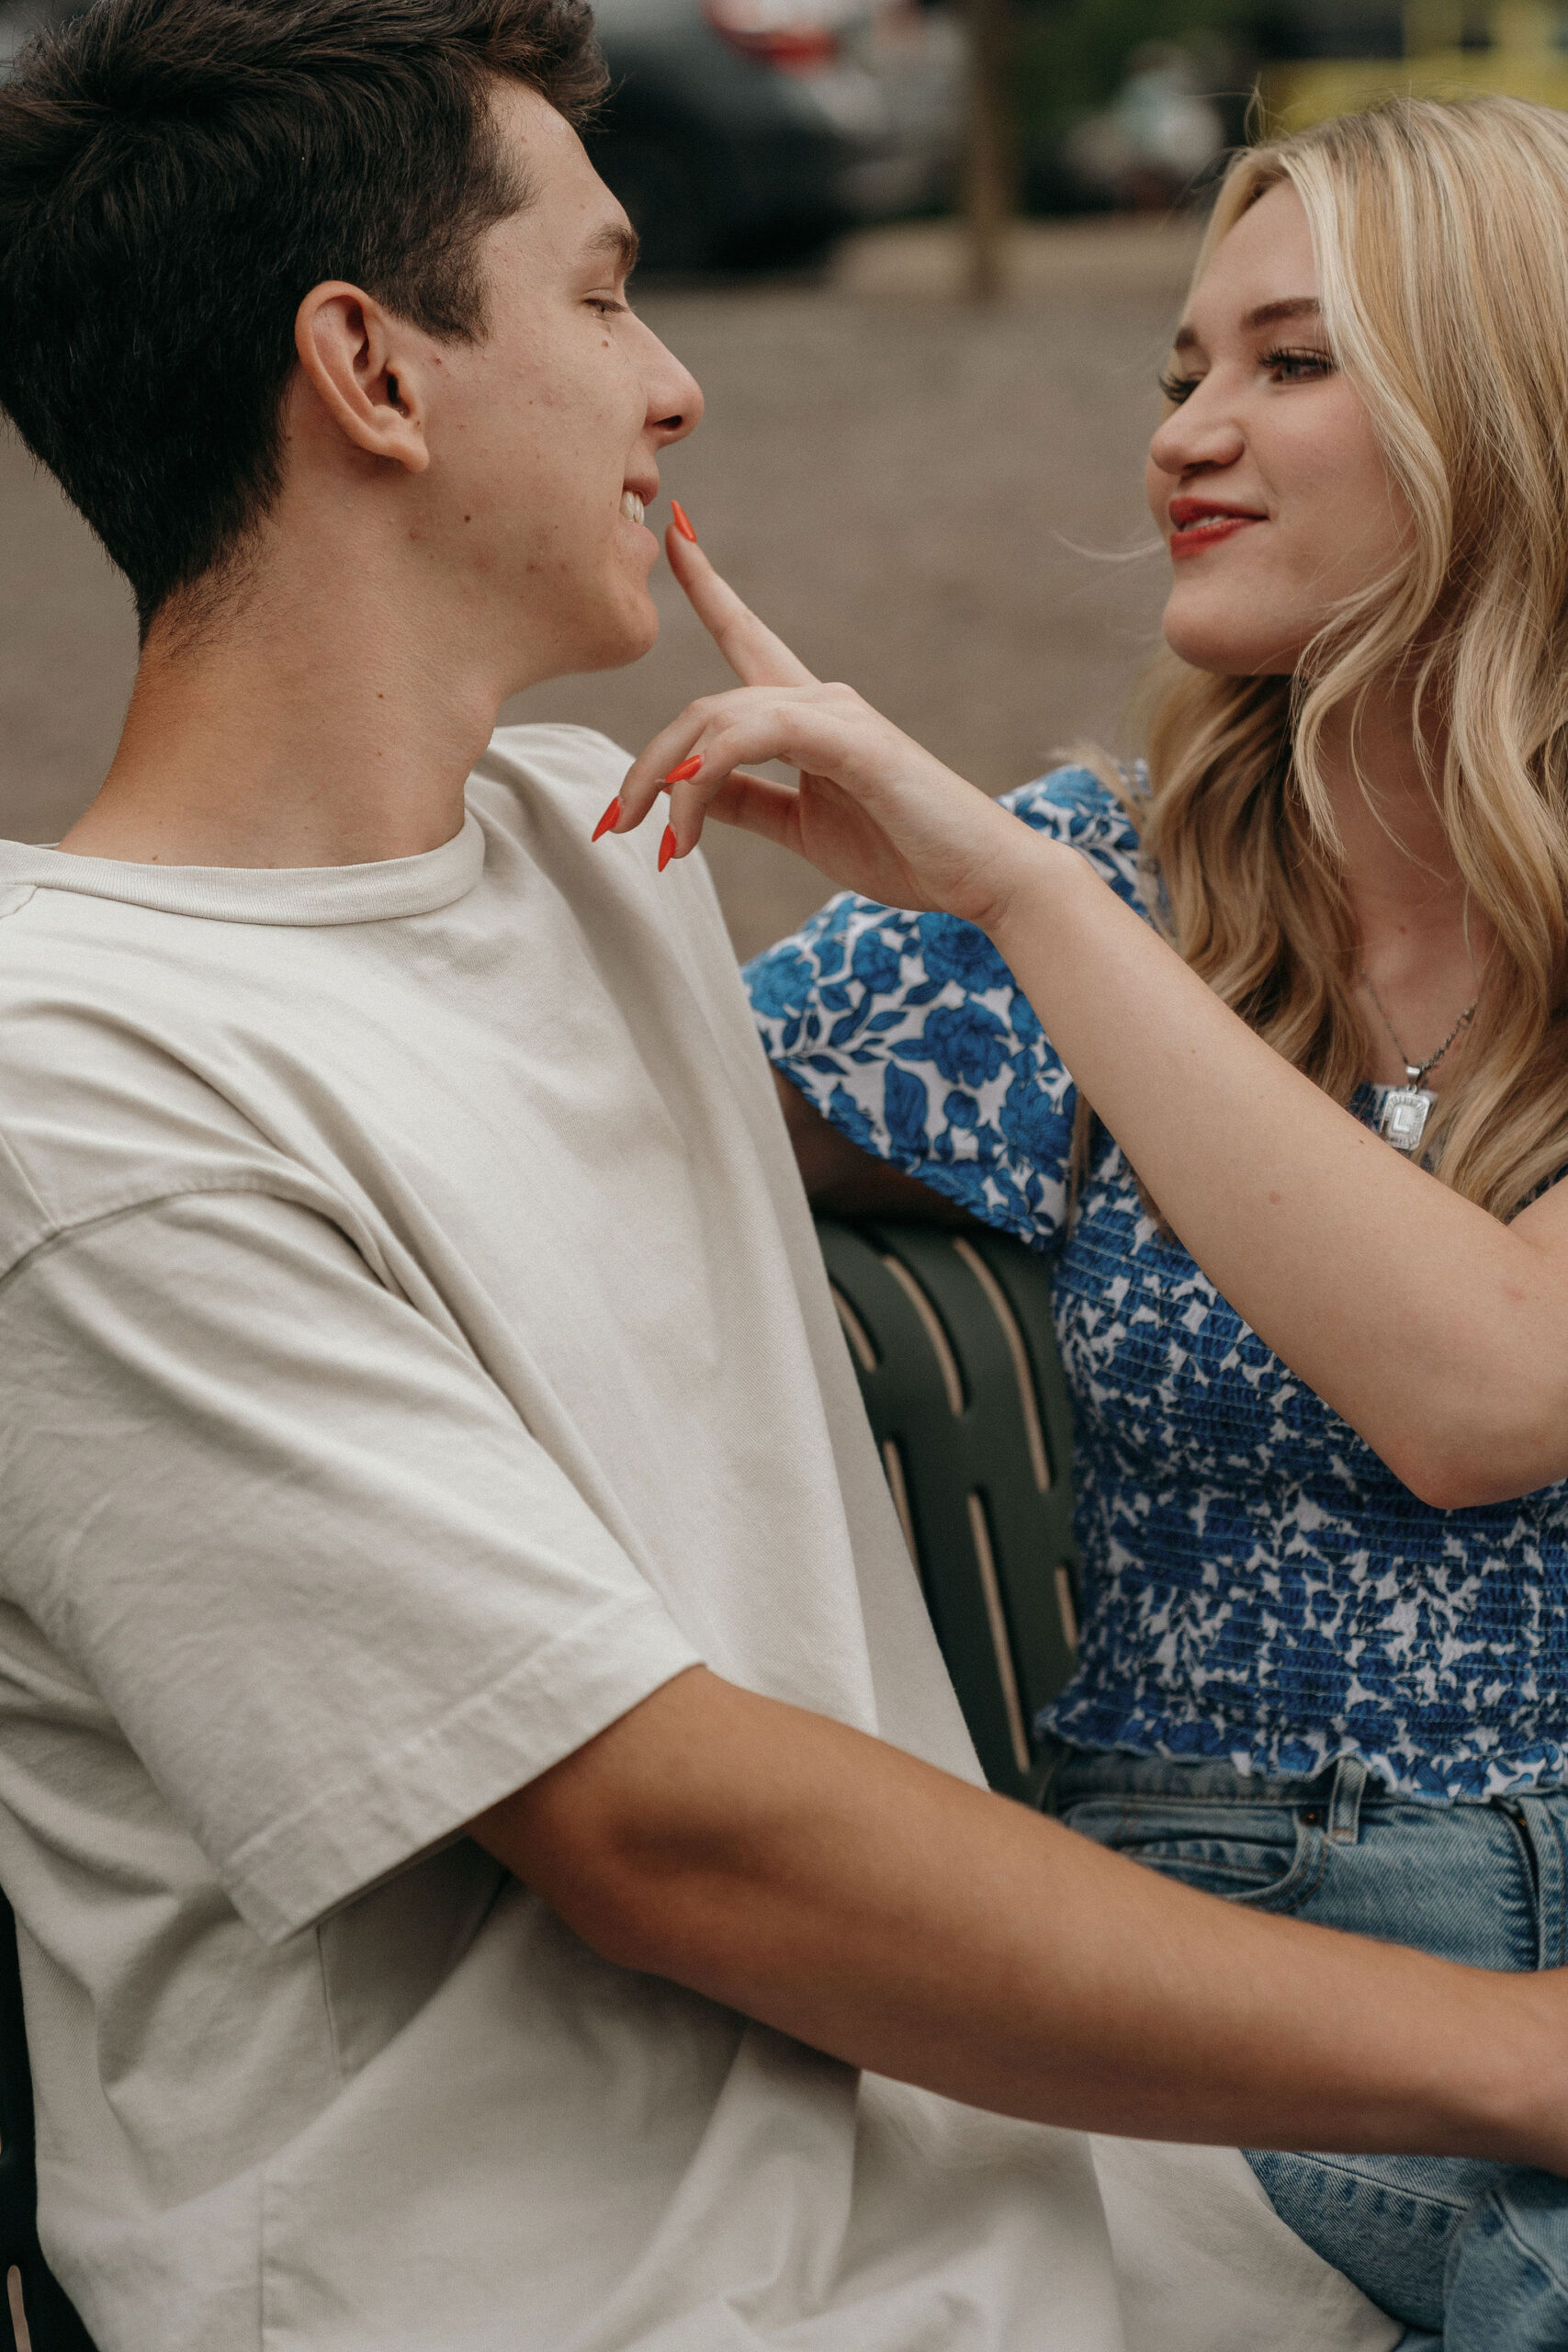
[{"xmin": 1092, "ymin": 96, "xmax": 1568, "ymax": 1221}]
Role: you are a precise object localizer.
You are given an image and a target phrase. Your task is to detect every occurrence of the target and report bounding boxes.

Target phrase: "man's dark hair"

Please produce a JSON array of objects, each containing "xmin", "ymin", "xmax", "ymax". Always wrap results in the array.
[{"xmin": 0, "ymin": 0, "xmax": 606, "ymax": 631}]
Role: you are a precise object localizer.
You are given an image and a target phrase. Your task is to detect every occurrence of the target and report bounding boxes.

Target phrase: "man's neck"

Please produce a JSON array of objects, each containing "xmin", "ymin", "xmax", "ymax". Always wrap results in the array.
[{"xmin": 57, "ymin": 546, "xmax": 513, "ymax": 870}]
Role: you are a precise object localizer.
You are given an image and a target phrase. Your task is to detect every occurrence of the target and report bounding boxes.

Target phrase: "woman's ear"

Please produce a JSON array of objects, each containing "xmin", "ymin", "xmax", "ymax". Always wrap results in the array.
[{"xmin": 293, "ymin": 281, "xmax": 432, "ymax": 475}]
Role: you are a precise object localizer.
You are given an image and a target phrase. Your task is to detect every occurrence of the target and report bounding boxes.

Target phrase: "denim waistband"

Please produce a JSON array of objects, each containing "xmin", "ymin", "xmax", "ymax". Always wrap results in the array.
[
  {"xmin": 1035, "ymin": 1736, "xmax": 1566, "ymax": 1836},
  {"xmin": 1040, "ymin": 1740, "xmax": 1568, "ymax": 1975}
]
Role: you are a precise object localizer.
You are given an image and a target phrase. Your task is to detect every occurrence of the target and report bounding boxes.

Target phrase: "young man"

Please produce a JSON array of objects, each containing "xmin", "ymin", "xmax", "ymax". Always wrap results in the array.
[{"xmin": 0, "ymin": 4, "xmax": 1562, "ymax": 2347}]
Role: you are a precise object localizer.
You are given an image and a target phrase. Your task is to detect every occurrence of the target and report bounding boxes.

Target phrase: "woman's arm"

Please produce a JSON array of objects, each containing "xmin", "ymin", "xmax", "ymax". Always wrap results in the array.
[
  {"xmin": 612, "ymin": 532, "xmax": 1568, "ymax": 1509},
  {"xmin": 979, "ymin": 842, "xmax": 1568, "ymax": 1508}
]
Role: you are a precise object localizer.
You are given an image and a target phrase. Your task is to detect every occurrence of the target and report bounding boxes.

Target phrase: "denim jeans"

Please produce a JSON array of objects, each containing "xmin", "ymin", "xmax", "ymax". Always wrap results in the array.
[{"xmin": 1039, "ymin": 1740, "xmax": 1568, "ymax": 2351}]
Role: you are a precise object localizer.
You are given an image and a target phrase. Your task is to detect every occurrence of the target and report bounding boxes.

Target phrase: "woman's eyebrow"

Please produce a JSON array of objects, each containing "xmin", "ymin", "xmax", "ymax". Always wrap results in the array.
[
  {"xmin": 1242, "ymin": 296, "xmax": 1322, "ymax": 330},
  {"xmin": 1171, "ymin": 295, "xmax": 1322, "ymax": 356}
]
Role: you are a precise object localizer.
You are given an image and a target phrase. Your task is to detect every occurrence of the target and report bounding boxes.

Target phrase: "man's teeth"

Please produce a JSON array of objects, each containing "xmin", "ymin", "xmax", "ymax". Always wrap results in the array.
[{"xmin": 620, "ymin": 491, "xmax": 646, "ymax": 526}]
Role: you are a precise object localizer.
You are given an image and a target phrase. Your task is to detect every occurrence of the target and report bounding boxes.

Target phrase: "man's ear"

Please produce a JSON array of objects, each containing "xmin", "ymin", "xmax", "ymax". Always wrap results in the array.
[{"xmin": 293, "ymin": 282, "xmax": 433, "ymax": 475}]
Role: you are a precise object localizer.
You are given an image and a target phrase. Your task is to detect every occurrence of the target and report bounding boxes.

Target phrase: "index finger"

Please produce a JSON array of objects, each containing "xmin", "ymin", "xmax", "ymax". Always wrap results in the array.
[{"xmin": 665, "ymin": 517, "xmax": 818, "ymax": 690}]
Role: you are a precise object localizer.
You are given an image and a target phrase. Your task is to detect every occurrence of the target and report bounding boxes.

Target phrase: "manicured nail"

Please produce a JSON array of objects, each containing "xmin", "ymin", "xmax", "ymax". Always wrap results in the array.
[
  {"xmin": 592, "ymin": 797, "xmax": 621, "ymax": 842},
  {"xmin": 659, "ymin": 824, "xmax": 678, "ymax": 872},
  {"xmin": 671, "ymin": 500, "xmax": 697, "ymax": 543},
  {"xmin": 665, "ymin": 754, "xmax": 702, "ymax": 785}
]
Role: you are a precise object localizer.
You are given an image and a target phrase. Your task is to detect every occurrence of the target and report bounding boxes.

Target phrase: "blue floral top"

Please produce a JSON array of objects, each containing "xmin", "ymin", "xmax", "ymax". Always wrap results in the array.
[{"xmin": 745, "ymin": 767, "xmax": 1568, "ymax": 1801}]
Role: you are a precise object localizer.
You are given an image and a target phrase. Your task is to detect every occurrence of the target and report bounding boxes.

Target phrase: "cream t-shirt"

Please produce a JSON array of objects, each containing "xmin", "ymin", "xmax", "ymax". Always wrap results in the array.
[{"xmin": 0, "ymin": 725, "xmax": 1395, "ymax": 2352}]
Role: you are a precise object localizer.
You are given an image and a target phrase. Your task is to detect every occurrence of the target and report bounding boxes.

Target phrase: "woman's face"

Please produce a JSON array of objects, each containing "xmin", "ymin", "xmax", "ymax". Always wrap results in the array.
[{"xmin": 1145, "ymin": 181, "xmax": 1409, "ymax": 675}]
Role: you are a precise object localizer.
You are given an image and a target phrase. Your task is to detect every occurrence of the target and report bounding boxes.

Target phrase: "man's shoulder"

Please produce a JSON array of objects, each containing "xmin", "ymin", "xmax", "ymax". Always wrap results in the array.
[
  {"xmin": 0, "ymin": 873, "xmax": 336, "ymax": 1288},
  {"xmin": 470, "ymin": 718, "xmax": 735, "ymax": 975},
  {"xmin": 472, "ymin": 722, "xmax": 633, "ymax": 814}
]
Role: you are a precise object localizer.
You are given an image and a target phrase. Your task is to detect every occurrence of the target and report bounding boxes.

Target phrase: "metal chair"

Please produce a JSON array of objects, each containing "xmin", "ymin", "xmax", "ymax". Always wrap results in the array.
[
  {"xmin": 0, "ymin": 1887, "xmax": 94, "ymax": 2352},
  {"xmin": 815, "ymin": 1217, "xmax": 1082, "ymax": 1804}
]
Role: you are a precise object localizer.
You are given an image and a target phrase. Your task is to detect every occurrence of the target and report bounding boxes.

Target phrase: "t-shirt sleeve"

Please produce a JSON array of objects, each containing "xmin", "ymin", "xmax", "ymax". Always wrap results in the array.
[
  {"xmin": 743, "ymin": 765, "xmax": 1147, "ymax": 1251},
  {"xmin": 0, "ymin": 1189, "xmax": 701, "ymax": 1946}
]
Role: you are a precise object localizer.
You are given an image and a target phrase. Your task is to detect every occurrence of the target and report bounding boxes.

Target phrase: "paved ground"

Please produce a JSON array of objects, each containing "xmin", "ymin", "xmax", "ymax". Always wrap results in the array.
[{"xmin": 0, "ymin": 212, "xmax": 1201, "ymax": 961}]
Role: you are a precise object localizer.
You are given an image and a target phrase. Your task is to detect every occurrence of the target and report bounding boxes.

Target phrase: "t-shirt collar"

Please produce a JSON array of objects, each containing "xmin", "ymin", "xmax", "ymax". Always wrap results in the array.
[{"xmin": 0, "ymin": 808, "xmax": 486, "ymax": 927}]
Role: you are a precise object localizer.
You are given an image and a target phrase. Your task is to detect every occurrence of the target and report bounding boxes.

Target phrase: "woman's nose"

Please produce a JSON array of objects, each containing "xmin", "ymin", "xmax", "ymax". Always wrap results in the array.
[{"xmin": 1148, "ymin": 383, "xmax": 1245, "ymax": 478}]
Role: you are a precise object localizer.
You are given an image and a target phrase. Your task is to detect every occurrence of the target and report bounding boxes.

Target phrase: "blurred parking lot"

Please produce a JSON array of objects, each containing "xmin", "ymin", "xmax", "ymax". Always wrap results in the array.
[{"xmin": 0, "ymin": 211, "xmax": 1199, "ymax": 960}]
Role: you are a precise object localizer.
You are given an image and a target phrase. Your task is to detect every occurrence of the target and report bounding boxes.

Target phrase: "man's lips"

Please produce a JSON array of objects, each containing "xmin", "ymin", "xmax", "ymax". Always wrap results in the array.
[{"xmin": 1168, "ymin": 497, "xmax": 1265, "ymax": 560}]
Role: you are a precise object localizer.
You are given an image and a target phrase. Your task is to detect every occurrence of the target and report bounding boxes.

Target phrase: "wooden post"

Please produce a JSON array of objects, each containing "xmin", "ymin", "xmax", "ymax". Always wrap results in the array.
[{"xmin": 964, "ymin": 0, "xmax": 1011, "ymax": 301}]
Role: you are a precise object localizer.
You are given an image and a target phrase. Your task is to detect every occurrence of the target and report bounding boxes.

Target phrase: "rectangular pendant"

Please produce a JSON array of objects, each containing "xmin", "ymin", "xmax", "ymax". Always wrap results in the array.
[{"xmin": 1379, "ymin": 1087, "xmax": 1433, "ymax": 1155}]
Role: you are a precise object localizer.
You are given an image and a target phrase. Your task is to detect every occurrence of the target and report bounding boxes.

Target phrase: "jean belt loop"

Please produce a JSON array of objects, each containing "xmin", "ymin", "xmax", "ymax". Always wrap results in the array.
[
  {"xmin": 1509, "ymin": 1794, "xmax": 1568, "ymax": 1971},
  {"xmin": 1031, "ymin": 1733, "xmax": 1073, "ymax": 1817},
  {"xmin": 1327, "ymin": 1754, "xmax": 1369, "ymax": 1845}
]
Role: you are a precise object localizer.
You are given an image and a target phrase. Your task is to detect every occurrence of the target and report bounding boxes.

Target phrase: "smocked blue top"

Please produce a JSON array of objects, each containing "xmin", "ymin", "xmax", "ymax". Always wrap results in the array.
[{"xmin": 745, "ymin": 766, "xmax": 1568, "ymax": 1801}]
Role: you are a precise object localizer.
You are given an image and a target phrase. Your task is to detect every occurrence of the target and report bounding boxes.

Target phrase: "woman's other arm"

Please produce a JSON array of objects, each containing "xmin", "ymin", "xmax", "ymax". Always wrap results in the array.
[{"xmin": 773, "ymin": 1069, "xmax": 976, "ymax": 1223}]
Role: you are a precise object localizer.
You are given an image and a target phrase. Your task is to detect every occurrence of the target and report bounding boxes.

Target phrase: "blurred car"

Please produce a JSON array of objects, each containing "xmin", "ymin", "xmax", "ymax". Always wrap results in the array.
[
  {"xmin": 0, "ymin": 0, "xmax": 963, "ymax": 273},
  {"xmin": 586, "ymin": 0, "xmax": 965, "ymax": 270},
  {"xmin": 0, "ymin": 0, "xmax": 52, "ymax": 74}
]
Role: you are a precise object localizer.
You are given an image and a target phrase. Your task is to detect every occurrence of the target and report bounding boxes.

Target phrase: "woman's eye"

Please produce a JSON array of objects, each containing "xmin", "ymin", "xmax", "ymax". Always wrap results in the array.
[
  {"xmin": 1157, "ymin": 368, "xmax": 1201, "ymax": 405},
  {"xmin": 588, "ymin": 295, "xmax": 630, "ymax": 317},
  {"xmin": 1264, "ymin": 345, "xmax": 1334, "ymax": 383}
]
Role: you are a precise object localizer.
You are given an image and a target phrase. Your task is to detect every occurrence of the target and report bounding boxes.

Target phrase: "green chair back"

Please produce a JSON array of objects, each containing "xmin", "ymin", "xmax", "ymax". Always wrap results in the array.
[{"xmin": 815, "ymin": 1218, "xmax": 1081, "ymax": 1804}]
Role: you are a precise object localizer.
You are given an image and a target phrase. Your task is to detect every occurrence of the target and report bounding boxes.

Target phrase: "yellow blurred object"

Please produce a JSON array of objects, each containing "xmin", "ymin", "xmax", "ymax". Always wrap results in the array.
[{"xmin": 1262, "ymin": 3, "xmax": 1568, "ymax": 130}]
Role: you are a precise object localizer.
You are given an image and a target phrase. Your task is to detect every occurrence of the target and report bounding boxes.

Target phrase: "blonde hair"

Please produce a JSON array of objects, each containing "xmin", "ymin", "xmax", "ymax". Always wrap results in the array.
[{"xmin": 1100, "ymin": 96, "xmax": 1568, "ymax": 1221}]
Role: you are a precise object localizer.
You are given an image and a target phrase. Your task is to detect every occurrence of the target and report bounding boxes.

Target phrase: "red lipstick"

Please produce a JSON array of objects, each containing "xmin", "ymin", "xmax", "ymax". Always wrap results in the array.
[{"xmin": 1168, "ymin": 497, "xmax": 1265, "ymax": 560}]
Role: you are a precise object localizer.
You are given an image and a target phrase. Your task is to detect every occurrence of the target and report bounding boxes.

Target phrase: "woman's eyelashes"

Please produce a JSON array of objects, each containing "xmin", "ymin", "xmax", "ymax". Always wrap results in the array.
[
  {"xmin": 1156, "ymin": 344, "xmax": 1336, "ymax": 402},
  {"xmin": 1262, "ymin": 343, "xmax": 1335, "ymax": 382}
]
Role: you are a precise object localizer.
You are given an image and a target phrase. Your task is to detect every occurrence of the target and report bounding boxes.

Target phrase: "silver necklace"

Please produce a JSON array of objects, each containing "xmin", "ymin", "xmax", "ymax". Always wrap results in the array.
[{"xmin": 1360, "ymin": 968, "xmax": 1476, "ymax": 1155}]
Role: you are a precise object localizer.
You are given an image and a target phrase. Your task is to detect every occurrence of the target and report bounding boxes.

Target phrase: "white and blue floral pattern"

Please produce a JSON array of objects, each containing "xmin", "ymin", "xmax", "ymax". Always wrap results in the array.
[{"xmin": 746, "ymin": 767, "xmax": 1568, "ymax": 1801}]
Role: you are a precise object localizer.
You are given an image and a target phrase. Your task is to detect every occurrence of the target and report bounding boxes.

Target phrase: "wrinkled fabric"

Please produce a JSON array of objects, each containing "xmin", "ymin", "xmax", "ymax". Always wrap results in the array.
[{"xmin": 0, "ymin": 727, "xmax": 1388, "ymax": 2350}]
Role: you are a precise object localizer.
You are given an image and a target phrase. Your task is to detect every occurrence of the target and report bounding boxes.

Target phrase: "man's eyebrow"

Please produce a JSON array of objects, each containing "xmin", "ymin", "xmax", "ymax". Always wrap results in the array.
[{"xmin": 584, "ymin": 220, "xmax": 640, "ymax": 277}]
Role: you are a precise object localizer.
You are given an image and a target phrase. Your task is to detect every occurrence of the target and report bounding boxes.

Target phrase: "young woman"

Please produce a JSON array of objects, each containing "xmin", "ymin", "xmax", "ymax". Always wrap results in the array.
[{"xmin": 604, "ymin": 93, "xmax": 1568, "ymax": 2352}]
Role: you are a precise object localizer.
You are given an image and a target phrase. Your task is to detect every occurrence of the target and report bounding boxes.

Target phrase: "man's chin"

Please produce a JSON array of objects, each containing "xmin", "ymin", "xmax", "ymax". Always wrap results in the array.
[
  {"xmin": 550, "ymin": 600, "xmax": 660, "ymax": 683},
  {"xmin": 593, "ymin": 604, "xmax": 661, "ymax": 673},
  {"xmin": 497, "ymin": 586, "xmax": 661, "ymax": 702}
]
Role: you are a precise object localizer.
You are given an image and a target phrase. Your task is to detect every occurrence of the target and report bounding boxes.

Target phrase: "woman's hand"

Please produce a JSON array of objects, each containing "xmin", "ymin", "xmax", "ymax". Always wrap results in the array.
[
  {"xmin": 607, "ymin": 513, "xmax": 1568, "ymax": 1510},
  {"xmin": 603, "ymin": 519, "xmax": 1046, "ymax": 933}
]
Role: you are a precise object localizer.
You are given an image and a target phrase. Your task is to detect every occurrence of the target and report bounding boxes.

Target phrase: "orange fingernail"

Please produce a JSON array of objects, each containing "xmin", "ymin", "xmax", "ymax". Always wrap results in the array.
[
  {"xmin": 665, "ymin": 754, "xmax": 702, "ymax": 784},
  {"xmin": 671, "ymin": 501, "xmax": 697, "ymax": 543},
  {"xmin": 591, "ymin": 796, "xmax": 621, "ymax": 842},
  {"xmin": 659, "ymin": 824, "xmax": 678, "ymax": 872}
]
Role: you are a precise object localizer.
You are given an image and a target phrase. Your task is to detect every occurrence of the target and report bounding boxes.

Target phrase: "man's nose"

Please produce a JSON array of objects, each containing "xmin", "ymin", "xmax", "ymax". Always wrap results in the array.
[{"xmin": 645, "ymin": 334, "xmax": 704, "ymax": 446}]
